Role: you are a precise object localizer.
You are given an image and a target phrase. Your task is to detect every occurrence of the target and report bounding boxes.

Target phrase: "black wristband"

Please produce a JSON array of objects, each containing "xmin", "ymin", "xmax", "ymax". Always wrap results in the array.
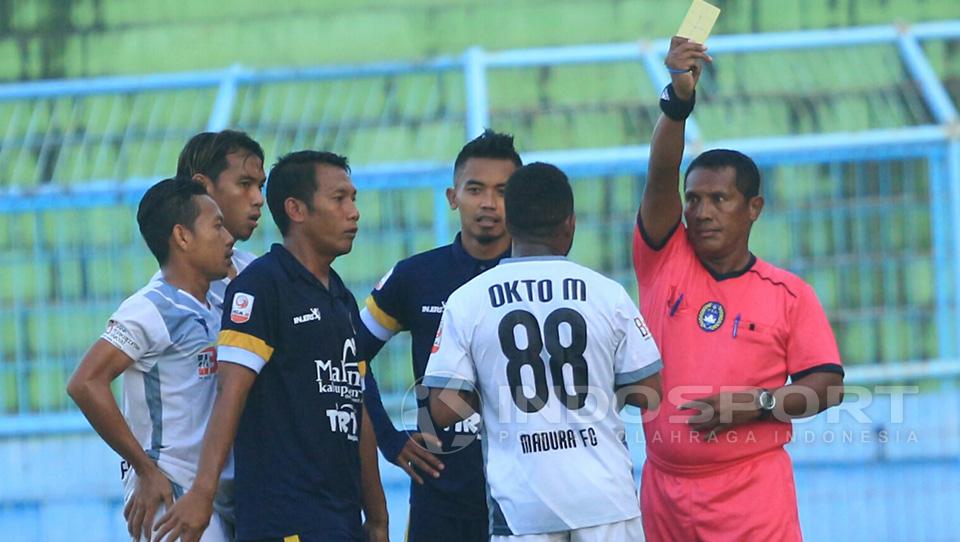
[{"xmin": 659, "ymin": 83, "xmax": 696, "ymax": 121}]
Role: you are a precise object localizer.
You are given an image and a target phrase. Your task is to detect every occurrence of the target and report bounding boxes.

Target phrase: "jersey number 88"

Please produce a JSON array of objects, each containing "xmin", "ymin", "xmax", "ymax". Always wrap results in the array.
[{"xmin": 498, "ymin": 308, "xmax": 589, "ymax": 413}]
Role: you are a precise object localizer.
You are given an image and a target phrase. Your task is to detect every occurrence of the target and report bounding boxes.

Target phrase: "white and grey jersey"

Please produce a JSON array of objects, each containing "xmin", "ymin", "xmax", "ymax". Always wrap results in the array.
[
  {"xmin": 150, "ymin": 249, "xmax": 257, "ymax": 312},
  {"xmin": 102, "ymin": 279, "xmax": 222, "ymax": 491},
  {"xmin": 424, "ymin": 257, "xmax": 662, "ymax": 536}
]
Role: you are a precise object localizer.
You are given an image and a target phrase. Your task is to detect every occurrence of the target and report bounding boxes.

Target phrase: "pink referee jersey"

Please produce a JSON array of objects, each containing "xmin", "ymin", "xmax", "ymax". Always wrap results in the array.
[{"xmin": 633, "ymin": 220, "xmax": 843, "ymax": 475}]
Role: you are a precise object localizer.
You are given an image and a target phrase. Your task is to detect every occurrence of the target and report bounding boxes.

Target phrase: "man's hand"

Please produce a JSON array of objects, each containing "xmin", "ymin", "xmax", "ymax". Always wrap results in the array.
[
  {"xmin": 679, "ymin": 389, "xmax": 763, "ymax": 438},
  {"xmin": 394, "ymin": 432, "xmax": 444, "ymax": 485},
  {"xmin": 363, "ymin": 517, "xmax": 389, "ymax": 542},
  {"xmin": 123, "ymin": 465, "xmax": 173, "ymax": 541},
  {"xmin": 665, "ymin": 36, "xmax": 713, "ymax": 100},
  {"xmin": 151, "ymin": 489, "xmax": 214, "ymax": 542}
]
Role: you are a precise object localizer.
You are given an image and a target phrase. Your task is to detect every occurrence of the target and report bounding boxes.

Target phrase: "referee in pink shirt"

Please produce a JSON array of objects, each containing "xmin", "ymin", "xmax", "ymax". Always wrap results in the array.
[{"xmin": 633, "ymin": 37, "xmax": 845, "ymax": 541}]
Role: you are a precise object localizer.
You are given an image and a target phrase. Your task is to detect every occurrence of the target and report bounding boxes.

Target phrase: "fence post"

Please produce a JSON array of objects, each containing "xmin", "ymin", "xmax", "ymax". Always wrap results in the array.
[
  {"xmin": 207, "ymin": 64, "xmax": 242, "ymax": 132},
  {"xmin": 463, "ymin": 46, "xmax": 490, "ymax": 140},
  {"xmin": 897, "ymin": 27, "xmax": 960, "ymax": 356}
]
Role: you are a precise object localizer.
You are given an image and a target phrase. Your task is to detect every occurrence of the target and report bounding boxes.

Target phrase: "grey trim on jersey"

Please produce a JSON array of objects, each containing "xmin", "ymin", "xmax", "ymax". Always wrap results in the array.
[
  {"xmin": 421, "ymin": 375, "xmax": 476, "ymax": 393},
  {"xmin": 143, "ymin": 286, "xmax": 211, "ymax": 351},
  {"xmin": 489, "ymin": 497, "xmax": 514, "ymax": 536},
  {"xmin": 482, "ymin": 416, "xmax": 514, "ymax": 536},
  {"xmin": 614, "ymin": 359, "xmax": 664, "ymax": 387},
  {"xmin": 499, "ymin": 256, "xmax": 568, "ymax": 265},
  {"xmin": 144, "ymin": 363, "xmax": 163, "ymax": 461},
  {"xmin": 150, "ymin": 248, "xmax": 255, "ymax": 312}
]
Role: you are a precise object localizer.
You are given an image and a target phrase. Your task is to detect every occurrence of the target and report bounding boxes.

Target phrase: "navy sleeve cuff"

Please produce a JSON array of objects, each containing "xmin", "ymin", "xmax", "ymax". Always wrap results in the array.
[
  {"xmin": 790, "ymin": 363, "xmax": 845, "ymax": 381},
  {"xmin": 637, "ymin": 211, "xmax": 681, "ymax": 252}
]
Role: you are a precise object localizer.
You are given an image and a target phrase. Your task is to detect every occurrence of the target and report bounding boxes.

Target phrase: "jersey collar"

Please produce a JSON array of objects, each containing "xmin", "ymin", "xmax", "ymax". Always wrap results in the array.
[
  {"xmin": 701, "ymin": 253, "xmax": 757, "ymax": 282},
  {"xmin": 500, "ymin": 255, "xmax": 568, "ymax": 264},
  {"xmin": 451, "ymin": 232, "xmax": 511, "ymax": 273},
  {"xmin": 270, "ymin": 243, "xmax": 346, "ymax": 297}
]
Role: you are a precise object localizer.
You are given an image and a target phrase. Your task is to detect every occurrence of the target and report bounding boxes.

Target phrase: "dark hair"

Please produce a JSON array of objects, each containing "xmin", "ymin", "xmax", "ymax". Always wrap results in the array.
[
  {"xmin": 176, "ymin": 130, "xmax": 265, "ymax": 183},
  {"xmin": 137, "ymin": 176, "xmax": 209, "ymax": 266},
  {"xmin": 684, "ymin": 149, "xmax": 761, "ymax": 200},
  {"xmin": 453, "ymin": 129, "xmax": 523, "ymax": 175},
  {"xmin": 504, "ymin": 162, "xmax": 574, "ymax": 240},
  {"xmin": 266, "ymin": 150, "xmax": 351, "ymax": 236}
]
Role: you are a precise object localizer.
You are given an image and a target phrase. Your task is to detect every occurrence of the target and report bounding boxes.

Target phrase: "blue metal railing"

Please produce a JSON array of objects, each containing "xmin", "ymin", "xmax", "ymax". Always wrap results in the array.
[{"xmin": 0, "ymin": 20, "xmax": 958, "ymax": 412}]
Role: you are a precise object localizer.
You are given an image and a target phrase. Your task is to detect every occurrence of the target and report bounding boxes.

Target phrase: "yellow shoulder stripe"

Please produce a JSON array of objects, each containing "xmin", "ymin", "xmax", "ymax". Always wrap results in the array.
[
  {"xmin": 218, "ymin": 329, "xmax": 274, "ymax": 362},
  {"xmin": 365, "ymin": 296, "xmax": 403, "ymax": 332}
]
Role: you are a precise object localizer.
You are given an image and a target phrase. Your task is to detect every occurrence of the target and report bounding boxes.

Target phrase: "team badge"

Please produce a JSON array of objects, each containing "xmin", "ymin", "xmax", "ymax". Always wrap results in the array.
[
  {"xmin": 375, "ymin": 267, "xmax": 394, "ymax": 291},
  {"xmin": 697, "ymin": 301, "xmax": 725, "ymax": 332},
  {"xmin": 231, "ymin": 293, "xmax": 254, "ymax": 324}
]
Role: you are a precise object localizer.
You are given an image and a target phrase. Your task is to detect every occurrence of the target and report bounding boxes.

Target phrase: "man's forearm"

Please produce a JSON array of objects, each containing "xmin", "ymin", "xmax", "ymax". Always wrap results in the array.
[
  {"xmin": 774, "ymin": 372, "xmax": 844, "ymax": 420},
  {"xmin": 360, "ymin": 407, "xmax": 388, "ymax": 524},
  {"xmin": 647, "ymin": 114, "xmax": 687, "ymax": 188},
  {"xmin": 428, "ymin": 388, "xmax": 477, "ymax": 428},
  {"xmin": 364, "ymin": 371, "xmax": 402, "ymax": 445},
  {"xmin": 190, "ymin": 364, "xmax": 256, "ymax": 498},
  {"xmin": 69, "ymin": 380, "xmax": 157, "ymax": 474}
]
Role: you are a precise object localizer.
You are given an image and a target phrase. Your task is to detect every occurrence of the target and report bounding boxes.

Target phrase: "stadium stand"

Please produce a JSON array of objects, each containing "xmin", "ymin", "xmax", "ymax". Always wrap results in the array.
[{"xmin": 1, "ymin": 0, "xmax": 960, "ymax": 539}]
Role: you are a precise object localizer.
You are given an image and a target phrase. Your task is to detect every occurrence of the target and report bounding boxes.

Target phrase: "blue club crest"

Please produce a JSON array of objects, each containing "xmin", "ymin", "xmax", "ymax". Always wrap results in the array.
[{"xmin": 697, "ymin": 301, "xmax": 725, "ymax": 332}]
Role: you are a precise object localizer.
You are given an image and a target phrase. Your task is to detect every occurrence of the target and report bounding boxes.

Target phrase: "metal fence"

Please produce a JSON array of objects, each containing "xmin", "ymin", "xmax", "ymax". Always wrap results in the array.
[{"xmin": 1, "ymin": 20, "xmax": 960, "ymax": 541}]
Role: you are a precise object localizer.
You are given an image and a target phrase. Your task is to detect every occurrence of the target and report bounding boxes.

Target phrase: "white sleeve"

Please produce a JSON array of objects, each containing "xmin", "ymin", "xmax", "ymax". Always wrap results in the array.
[
  {"xmin": 100, "ymin": 296, "xmax": 169, "ymax": 371},
  {"xmin": 422, "ymin": 301, "xmax": 477, "ymax": 393},
  {"xmin": 612, "ymin": 289, "xmax": 662, "ymax": 386}
]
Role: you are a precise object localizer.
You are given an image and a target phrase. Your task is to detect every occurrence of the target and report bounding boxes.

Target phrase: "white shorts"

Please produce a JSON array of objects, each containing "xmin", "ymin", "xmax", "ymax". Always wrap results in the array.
[
  {"xmin": 122, "ymin": 469, "xmax": 232, "ymax": 542},
  {"xmin": 491, "ymin": 516, "xmax": 644, "ymax": 542}
]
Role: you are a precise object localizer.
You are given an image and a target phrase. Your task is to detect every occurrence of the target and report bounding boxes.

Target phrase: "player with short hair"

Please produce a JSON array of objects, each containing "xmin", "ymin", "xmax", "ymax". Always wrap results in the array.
[
  {"xmin": 424, "ymin": 162, "xmax": 663, "ymax": 541},
  {"xmin": 173, "ymin": 129, "xmax": 266, "ymax": 305},
  {"xmin": 155, "ymin": 151, "xmax": 388, "ymax": 542},
  {"xmin": 67, "ymin": 177, "xmax": 236, "ymax": 541},
  {"xmin": 634, "ymin": 37, "xmax": 845, "ymax": 541},
  {"xmin": 359, "ymin": 129, "xmax": 522, "ymax": 542}
]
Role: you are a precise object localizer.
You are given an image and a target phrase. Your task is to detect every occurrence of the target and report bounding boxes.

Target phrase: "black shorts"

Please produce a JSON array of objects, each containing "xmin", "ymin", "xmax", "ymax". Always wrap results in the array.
[{"xmin": 407, "ymin": 504, "xmax": 488, "ymax": 542}]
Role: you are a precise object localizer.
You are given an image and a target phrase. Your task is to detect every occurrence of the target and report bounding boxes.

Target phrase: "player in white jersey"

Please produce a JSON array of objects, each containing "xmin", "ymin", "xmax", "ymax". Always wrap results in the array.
[
  {"xmin": 424, "ymin": 163, "xmax": 663, "ymax": 542},
  {"xmin": 68, "ymin": 177, "xmax": 236, "ymax": 541}
]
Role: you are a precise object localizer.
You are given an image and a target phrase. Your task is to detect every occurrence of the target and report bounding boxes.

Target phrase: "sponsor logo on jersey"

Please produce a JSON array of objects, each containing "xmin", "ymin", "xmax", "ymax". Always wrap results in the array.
[
  {"xmin": 103, "ymin": 320, "xmax": 141, "ymax": 353},
  {"xmin": 194, "ymin": 317, "xmax": 209, "ymax": 335},
  {"xmin": 314, "ymin": 338, "xmax": 362, "ymax": 400},
  {"xmin": 697, "ymin": 301, "xmax": 725, "ymax": 332},
  {"xmin": 446, "ymin": 412, "xmax": 481, "ymax": 436},
  {"xmin": 325, "ymin": 403, "xmax": 359, "ymax": 442},
  {"xmin": 197, "ymin": 345, "xmax": 218, "ymax": 379},
  {"xmin": 421, "ymin": 301, "xmax": 445, "ymax": 314},
  {"xmin": 230, "ymin": 293, "xmax": 254, "ymax": 324},
  {"xmin": 293, "ymin": 307, "xmax": 322, "ymax": 325}
]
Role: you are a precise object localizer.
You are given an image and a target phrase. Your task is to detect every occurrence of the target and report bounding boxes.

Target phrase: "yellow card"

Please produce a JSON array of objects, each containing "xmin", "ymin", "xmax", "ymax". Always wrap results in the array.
[{"xmin": 677, "ymin": 0, "xmax": 721, "ymax": 44}]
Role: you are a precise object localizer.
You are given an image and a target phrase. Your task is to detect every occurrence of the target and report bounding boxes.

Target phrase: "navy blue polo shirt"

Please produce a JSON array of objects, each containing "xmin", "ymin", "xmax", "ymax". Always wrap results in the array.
[
  {"xmin": 359, "ymin": 233, "xmax": 509, "ymax": 519},
  {"xmin": 219, "ymin": 243, "xmax": 365, "ymax": 542}
]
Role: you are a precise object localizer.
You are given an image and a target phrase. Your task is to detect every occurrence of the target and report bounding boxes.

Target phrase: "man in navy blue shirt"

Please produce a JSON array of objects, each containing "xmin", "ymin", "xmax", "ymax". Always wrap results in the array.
[
  {"xmin": 157, "ymin": 151, "xmax": 388, "ymax": 542},
  {"xmin": 360, "ymin": 130, "xmax": 522, "ymax": 542}
]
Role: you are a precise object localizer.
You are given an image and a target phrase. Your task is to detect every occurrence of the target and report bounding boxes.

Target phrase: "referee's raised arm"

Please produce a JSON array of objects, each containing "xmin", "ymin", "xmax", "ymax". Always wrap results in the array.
[{"xmin": 640, "ymin": 36, "xmax": 712, "ymax": 246}]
